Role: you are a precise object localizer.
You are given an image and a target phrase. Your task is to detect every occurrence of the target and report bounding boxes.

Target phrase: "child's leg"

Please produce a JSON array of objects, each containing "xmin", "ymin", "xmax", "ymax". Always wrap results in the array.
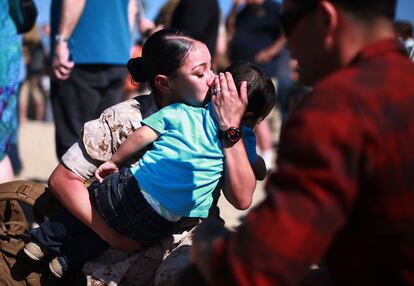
[
  {"xmin": 30, "ymin": 207, "xmax": 110, "ymax": 275},
  {"xmin": 55, "ymin": 227, "xmax": 110, "ymax": 274},
  {"xmin": 30, "ymin": 208, "xmax": 90, "ymax": 255}
]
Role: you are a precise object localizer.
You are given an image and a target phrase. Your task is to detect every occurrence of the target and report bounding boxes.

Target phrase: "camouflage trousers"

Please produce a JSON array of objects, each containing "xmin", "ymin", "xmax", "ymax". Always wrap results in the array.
[{"xmin": 84, "ymin": 225, "xmax": 195, "ymax": 286}]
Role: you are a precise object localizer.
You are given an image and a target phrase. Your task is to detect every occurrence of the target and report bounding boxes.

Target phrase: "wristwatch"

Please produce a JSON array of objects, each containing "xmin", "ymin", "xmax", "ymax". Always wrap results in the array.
[
  {"xmin": 220, "ymin": 127, "xmax": 241, "ymax": 145},
  {"xmin": 55, "ymin": 34, "xmax": 68, "ymax": 44}
]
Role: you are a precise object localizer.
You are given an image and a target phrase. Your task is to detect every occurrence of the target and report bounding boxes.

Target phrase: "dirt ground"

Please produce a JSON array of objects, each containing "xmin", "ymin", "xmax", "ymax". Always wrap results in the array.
[{"xmin": 16, "ymin": 119, "xmax": 277, "ymax": 228}]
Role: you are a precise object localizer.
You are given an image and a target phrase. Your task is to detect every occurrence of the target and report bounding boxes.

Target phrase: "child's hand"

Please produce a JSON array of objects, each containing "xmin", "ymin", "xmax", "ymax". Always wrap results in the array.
[{"xmin": 95, "ymin": 161, "xmax": 119, "ymax": 182}]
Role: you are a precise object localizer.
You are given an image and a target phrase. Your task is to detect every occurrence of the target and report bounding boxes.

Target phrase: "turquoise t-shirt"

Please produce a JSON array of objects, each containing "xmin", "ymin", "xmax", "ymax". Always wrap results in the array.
[{"xmin": 131, "ymin": 103, "xmax": 224, "ymax": 218}]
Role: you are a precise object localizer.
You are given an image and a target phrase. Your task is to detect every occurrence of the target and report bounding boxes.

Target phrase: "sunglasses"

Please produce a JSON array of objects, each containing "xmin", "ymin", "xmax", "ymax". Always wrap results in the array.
[{"xmin": 279, "ymin": 2, "xmax": 319, "ymax": 37}]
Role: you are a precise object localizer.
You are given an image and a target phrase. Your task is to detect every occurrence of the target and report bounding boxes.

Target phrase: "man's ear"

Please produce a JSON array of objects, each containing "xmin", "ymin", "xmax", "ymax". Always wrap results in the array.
[
  {"xmin": 318, "ymin": 1, "xmax": 338, "ymax": 48},
  {"xmin": 154, "ymin": 75, "xmax": 172, "ymax": 94}
]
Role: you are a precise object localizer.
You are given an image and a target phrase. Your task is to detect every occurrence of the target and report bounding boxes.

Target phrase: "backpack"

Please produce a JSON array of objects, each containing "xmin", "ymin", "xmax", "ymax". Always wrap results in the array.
[
  {"xmin": 8, "ymin": 0, "xmax": 38, "ymax": 34},
  {"xmin": 0, "ymin": 180, "xmax": 86, "ymax": 285}
]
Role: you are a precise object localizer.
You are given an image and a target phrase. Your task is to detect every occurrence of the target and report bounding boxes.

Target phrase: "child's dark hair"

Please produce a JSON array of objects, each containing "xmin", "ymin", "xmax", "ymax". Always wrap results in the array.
[
  {"xmin": 225, "ymin": 62, "xmax": 276, "ymax": 122},
  {"xmin": 127, "ymin": 28, "xmax": 197, "ymax": 91},
  {"xmin": 394, "ymin": 20, "xmax": 413, "ymax": 40}
]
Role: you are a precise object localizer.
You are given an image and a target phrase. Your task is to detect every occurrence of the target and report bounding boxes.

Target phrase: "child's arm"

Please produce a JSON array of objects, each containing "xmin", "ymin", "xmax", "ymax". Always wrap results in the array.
[
  {"xmin": 251, "ymin": 155, "xmax": 267, "ymax": 181},
  {"xmin": 240, "ymin": 125, "xmax": 267, "ymax": 180},
  {"xmin": 95, "ymin": 125, "xmax": 158, "ymax": 181}
]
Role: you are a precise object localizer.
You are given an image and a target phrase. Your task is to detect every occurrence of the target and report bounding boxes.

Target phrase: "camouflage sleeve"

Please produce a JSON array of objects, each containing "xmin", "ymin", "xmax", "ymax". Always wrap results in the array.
[
  {"xmin": 62, "ymin": 94, "xmax": 158, "ymax": 180},
  {"xmin": 82, "ymin": 99, "xmax": 143, "ymax": 162}
]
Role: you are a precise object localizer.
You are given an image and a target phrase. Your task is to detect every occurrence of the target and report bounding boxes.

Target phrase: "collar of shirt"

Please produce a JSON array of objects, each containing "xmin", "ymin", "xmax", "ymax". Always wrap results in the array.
[{"xmin": 350, "ymin": 38, "xmax": 407, "ymax": 66}]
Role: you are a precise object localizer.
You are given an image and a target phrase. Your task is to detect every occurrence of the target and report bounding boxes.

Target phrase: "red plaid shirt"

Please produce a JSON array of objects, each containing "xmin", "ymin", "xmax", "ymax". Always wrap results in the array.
[{"xmin": 212, "ymin": 39, "xmax": 414, "ymax": 286}]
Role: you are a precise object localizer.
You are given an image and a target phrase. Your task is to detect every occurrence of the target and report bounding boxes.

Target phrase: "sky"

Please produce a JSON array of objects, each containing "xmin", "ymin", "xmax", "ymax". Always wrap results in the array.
[{"xmin": 34, "ymin": 0, "xmax": 414, "ymax": 30}]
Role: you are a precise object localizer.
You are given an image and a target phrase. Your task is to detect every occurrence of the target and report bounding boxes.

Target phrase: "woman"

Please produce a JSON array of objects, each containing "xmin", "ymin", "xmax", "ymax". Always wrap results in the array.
[
  {"xmin": 48, "ymin": 28, "xmax": 256, "ymax": 252},
  {"xmin": 0, "ymin": 0, "xmax": 23, "ymax": 183}
]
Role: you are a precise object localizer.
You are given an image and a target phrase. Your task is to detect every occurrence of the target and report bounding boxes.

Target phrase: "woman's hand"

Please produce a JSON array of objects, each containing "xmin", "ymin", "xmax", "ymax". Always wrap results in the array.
[
  {"xmin": 95, "ymin": 161, "xmax": 119, "ymax": 182},
  {"xmin": 211, "ymin": 72, "xmax": 248, "ymax": 131}
]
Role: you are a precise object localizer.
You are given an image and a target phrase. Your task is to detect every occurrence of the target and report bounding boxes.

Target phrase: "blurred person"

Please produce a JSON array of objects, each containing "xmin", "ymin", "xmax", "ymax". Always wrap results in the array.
[
  {"xmin": 19, "ymin": 25, "xmax": 48, "ymax": 122},
  {"xmin": 153, "ymin": 0, "xmax": 181, "ymax": 30},
  {"xmin": 170, "ymin": 0, "xmax": 220, "ymax": 58},
  {"xmin": 191, "ymin": 0, "xmax": 414, "ymax": 285},
  {"xmin": 394, "ymin": 20, "xmax": 414, "ymax": 61},
  {"xmin": 214, "ymin": 14, "xmax": 231, "ymax": 73},
  {"xmin": 50, "ymin": 0, "xmax": 133, "ymax": 159},
  {"xmin": 0, "ymin": 0, "xmax": 23, "ymax": 182},
  {"xmin": 226, "ymin": 0, "xmax": 289, "ymax": 170},
  {"xmin": 138, "ymin": 0, "xmax": 181, "ymax": 39},
  {"xmin": 6, "ymin": 35, "xmax": 27, "ymax": 177},
  {"xmin": 227, "ymin": 0, "xmax": 287, "ymax": 73}
]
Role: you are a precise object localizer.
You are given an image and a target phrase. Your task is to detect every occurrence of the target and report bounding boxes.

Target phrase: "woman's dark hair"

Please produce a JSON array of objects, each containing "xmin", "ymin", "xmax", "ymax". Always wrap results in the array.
[
  {"xmin": 127, "ymin": 28, "xmax": 197, "ymax": 91},
  {"xmin": 226, "ymin": 62, "xmax": 276, "ymax": 122}
]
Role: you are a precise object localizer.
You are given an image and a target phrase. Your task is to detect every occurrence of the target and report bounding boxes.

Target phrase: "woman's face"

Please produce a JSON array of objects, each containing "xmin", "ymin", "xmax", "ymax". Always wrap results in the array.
[{"xmin": 169, "ymin": 41, "xmax": 215, "ymax": 106}]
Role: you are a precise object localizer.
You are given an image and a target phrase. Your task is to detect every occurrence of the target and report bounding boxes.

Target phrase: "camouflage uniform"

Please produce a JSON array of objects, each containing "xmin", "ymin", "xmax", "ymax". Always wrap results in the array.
[
  {"xmin": 62, "ymin": 94, "xmax": 158, "ymax": 180},
  {"xmin": 61, "ymin": 94, "xmax": 198, "ymax": 286}
]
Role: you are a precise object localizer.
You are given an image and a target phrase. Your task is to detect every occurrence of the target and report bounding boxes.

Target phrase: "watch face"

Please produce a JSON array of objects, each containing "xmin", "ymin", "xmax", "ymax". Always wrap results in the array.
[{"xmin": 224, "ymin": 127, "xmax": 241, "ymax": 143}]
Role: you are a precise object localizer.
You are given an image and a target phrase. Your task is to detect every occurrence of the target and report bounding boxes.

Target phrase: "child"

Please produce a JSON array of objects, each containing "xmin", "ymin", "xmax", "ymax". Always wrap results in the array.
[{"xmin": 23, "ymin": 62, "xmax": 276, "ymax": 277}]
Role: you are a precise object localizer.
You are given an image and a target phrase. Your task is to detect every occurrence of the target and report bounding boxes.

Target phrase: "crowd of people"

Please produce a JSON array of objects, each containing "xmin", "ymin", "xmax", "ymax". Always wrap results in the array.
[{"xmin": 1, "ymin": 0, "xmax": 414, "ymax": 285}]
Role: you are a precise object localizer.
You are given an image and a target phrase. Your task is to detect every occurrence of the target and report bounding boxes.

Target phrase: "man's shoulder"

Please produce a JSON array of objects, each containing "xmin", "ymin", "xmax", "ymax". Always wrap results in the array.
[
  {"xmin": 315, "ymin": 51, "xmax": 414, "ymax": 93},
  {"xmin": 309, "ymin": 51, "xmax": 414, "ymax": 115}
]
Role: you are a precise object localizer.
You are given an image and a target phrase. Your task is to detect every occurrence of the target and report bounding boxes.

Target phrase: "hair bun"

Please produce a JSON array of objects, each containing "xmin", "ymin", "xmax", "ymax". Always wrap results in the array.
[{"xmin": 127, "ymin": 57, "xmax": 147, "ymax": 82}]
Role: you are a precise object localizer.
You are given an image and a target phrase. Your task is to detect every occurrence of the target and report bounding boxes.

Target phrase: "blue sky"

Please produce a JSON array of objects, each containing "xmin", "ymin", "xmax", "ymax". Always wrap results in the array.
[{"xmin": 35, "ymin": 0, "xmax": 414, "ymax": 29}]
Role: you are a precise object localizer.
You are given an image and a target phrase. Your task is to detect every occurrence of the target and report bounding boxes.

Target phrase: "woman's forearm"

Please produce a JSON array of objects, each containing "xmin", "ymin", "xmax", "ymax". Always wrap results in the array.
[
  {"xmin": 222, "ymin": 140, "xmax": 256, "ymax": 210},
  {"xmin": 48, "ymin": 164, "xmax": 141, "ymax": 252},
  {"xmin": 211, "ymin": 73, "xmax": 256, "ymax": 209}
]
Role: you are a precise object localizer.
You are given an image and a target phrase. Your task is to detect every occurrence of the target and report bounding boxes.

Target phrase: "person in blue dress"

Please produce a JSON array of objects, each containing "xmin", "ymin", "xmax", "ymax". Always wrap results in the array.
[{"xmin": 0, "ymin": 0, "xmax": 23, "ymax": 183}]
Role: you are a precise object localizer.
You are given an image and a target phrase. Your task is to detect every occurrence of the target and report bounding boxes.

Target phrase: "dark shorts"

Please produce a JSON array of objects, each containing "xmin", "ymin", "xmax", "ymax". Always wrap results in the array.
[{"xmin": 89, "ymin": 168, "xmax": 175, "ymax": 244}]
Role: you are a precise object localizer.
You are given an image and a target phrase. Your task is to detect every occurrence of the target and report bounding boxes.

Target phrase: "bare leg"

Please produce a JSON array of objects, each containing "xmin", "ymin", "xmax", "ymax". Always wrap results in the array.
[
  {"xmin": 48, "ymin": 164, "xmax": 142, "ymax": 252},
  {"xmin": 0, "ymin": 155, "xmax": 14, "ymax": 183}
]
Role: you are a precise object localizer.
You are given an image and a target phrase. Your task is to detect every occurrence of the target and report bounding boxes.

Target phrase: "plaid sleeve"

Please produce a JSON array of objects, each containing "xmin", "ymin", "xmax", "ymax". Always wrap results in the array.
[{"xmin": 211, "ymin": 86, "xmax": 364, "ymax": 285}]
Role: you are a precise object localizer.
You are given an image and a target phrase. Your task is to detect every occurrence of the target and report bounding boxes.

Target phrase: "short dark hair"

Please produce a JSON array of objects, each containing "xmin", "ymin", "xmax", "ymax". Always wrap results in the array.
[
  {"xmin": 394, "ymin": 20, "xmax": 413, "ymax": 39},
  {"xmin": 225, "ymin": 62, "xmax": 276, "ymax": 122},
  {"xmin": 293, "ymin": 0, "xmax": 397, "ymax": 21},
  {"xmin": 127, "ymin": 28, "xmax": 198, "ymax": 91}
]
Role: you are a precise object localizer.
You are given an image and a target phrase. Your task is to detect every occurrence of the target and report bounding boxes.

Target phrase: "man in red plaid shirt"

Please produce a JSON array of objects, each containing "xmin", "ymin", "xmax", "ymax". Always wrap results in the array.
[{"xmin": 191, "ymin": 0, "xmax": 414, "ymax": 285}]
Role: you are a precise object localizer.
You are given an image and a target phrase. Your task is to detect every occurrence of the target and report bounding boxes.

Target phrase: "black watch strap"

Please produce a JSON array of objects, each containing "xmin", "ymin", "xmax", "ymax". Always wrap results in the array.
[{"xmin": 220, "ymin": 127, "xmax": 241, "ymax": 145}]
